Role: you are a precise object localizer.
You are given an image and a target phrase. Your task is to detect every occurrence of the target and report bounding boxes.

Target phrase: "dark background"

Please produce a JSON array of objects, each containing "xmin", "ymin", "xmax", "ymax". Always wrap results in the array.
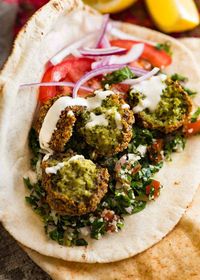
[{"xmin": 0, "ymin": 224, "xmax": 51, "ymax": 279}]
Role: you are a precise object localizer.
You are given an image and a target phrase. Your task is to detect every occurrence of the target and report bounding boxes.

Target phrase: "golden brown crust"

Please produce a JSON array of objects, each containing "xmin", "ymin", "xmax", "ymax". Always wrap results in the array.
[
  {"xmin": 34, "ymin": 95, "xmax": 85, "ymax": 152},
  {"xmin": 49, "ymin": 107, "xmax": 76, "ymax": 152},
  {"xmin": 137, "ymin": 81, "xmax": 193, "ymax": 134},
  {"xmin": 117, "ymin": 96, "xmax": 134, "ymax": 154},
  {"xmin": 42, "ymin": 159, "xmax": 109, "ymax": 216},
  {"xmin": 34, "ymin": 97, "xmax": 58, "ymax": 134}
]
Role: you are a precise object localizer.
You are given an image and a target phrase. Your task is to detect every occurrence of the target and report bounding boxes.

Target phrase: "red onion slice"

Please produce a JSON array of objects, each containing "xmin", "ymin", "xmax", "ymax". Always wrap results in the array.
[
  {"xmin": 129, "ymin": 66, "xmax": 149, "ymax": 76},
  {"xmin": 91, "ymin": 56, "xmax": 111, "ymax": 69},
  {"xmin": 72, "ymin": 64, "xmax": 127, "ymax": 98},
  {"xmin": 20, "ymin": 81, "xmax": 93, "ymax": 92},
  {"xmin": 101, "ymin": 36, "xmax": 111, "ymax": 48},
  {"xmin": 121, "ymin": 67, "xmax": 160, "ymax": 85},
  {"xmin": 96, "ymin": 14, "xmax": 110, "ymax": 48},
  {"xmin": 80, "ymin": 46, "xmax": 126, "ymax": 56},
  {"xmin": 50, "ymin": 32, "xmax": 97, "ymax": 65},
  {"xmin": 109, "ymin": 43, "xmax": 144, "ymax": 65},
  {"xmin": 91, "ymin": 36, "xmax": 112, "ymax": 69}
]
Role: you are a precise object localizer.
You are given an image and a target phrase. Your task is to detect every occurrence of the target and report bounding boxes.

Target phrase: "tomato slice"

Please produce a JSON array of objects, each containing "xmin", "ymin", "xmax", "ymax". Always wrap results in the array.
[
  {"xmin": 39, "ymin": 56, "xmax": 94, "ymax": 102},
  {"xmin": 184, "ymin": 120, "xmax": 200, "ymax": 136},
  {"xmin": 146, "ymin": 180, "xmax": 161, "ymax": 198},
  {"xmin": 110, "ymin": 39, "xmax": 172, "ymax": 68}
]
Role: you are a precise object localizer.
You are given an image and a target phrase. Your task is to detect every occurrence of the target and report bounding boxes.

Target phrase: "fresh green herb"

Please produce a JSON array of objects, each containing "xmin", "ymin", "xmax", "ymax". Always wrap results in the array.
[
  {"xmin": 26, "ymin": 122, "xmax": 184, "ymax": 247},
  {"xmin": 74, "ymin": 238, "xmax": 88, "ymax": 246},
  {"xmin": 132, "ymin": 200, "xmax": 146, "ymax": 213},
  {"xmin": 23, "ymin": 177, "xmax": 33, "ymax": 190},
  {"xmin": 25, "ymin": 195, "xmax": 39, "ymax": 207},
  {"xmin": 183, "ymin": 87, "xmax": 197, "ymax": 97},
  {"xmin": 24, "ymin": 178, "xmax": 125, "ymax": 246},
  {"xmin": 133, "ymin": 162, "xmax": 163, "ymax": 182},
  {"xmin": 170, "ymin": 73, "xmax": 197, "ymax": 96},
  {"xmin": 164, "ymin": 133, "xmax": 186, "ymax": 160},
  {"xmin": 29, "ymin": 128, "xmax": 40, "ymax": 156},
  {"xmin": 156, "ymin": 42, "xmax": 172, "ymax": 55},
  {"xmin": 49, "ymin": 228, "xmax": 64, "ymax": 245},
  {"xmin": 102, "ymin": 66, "xmax": 134, "ymax": 86},
  {"xmin": 191, "ymin": 107, "xmax": 200, "ymax": 123},
  {"xmin": 129, "ymin": 127, "xmax": 154, "ymax": 149},
  {"xmin": 91, "ymin": 218, "xmax": 106, "ymax": 239},
  {"xmin": 29, "ymin": 128, "xmax": 41, "ymax": 169},
  {"xmin": 171, "ymin": 73, "xmax": 187, "ymax": 82}
]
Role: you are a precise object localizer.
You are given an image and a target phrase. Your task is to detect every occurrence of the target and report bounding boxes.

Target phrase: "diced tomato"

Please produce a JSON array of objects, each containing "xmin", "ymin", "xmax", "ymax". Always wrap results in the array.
[
  {"xmin": 184, "ymin": 120, "xmax": 200, "ymax": 137},
  {"xmin": 146, "ymin": 180, "xmax": 161, "ymax": 198},
  {"xmin": 39, "ymin": 56, "xmax": 94, "ymax": 102},
  {"xmin": 110, "ymin": 39, "xmax": 172, "ymax": 68},
  {"xmin": 148, "ymin": 139, "xmax": 164, "ymax": 164},
  {"xmin": 110, "ymin": 83, "xmax": 130, "ymax": 98}
]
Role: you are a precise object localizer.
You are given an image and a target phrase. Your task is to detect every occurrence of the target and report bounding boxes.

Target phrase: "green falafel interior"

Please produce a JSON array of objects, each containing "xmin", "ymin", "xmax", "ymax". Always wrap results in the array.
[{"xmin": 1, "ymin": 2, "xmax": 200, "ymax": 263}]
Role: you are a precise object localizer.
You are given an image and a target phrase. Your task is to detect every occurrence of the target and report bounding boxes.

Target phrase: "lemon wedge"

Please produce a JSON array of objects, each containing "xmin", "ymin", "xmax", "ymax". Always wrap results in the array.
[
  {"xmin": 84, "ymin": 0, "xmax": 138, "ymax": 14},
  {"xmin": 146, "ymin": 0, "xmax": 200, "ymax": 33}
]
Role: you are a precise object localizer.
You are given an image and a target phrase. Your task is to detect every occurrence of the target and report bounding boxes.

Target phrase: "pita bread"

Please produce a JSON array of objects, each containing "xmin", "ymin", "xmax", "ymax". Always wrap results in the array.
[
  {"xmin": 179, "ymin": 38, "xmax": 200, "ymax": 64},
  {"xmin": 23, "ymin": 36, "xmax": 200, "ymax": 276},
  {"xmin": 0, "ymin": 0, "xmax": 200, "ymax": 263},
  {"xmin": 23, "ymin": 186, "xmax": 200, "ymax": 280}
]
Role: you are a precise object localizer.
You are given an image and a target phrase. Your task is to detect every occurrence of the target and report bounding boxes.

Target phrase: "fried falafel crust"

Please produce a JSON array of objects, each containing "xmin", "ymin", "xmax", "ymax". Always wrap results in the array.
[
  {"xmin": 136, "ymin": 80, "xmax": 192, "ymax": 133},
  {"xmin": 34, "ymin": 95, "xmax": 85, "ymax": 152},
  {"xmin": 41, "ymin": 159, "xmax": 109, "ymax": 216},
  {"xmin": 112, "ymin": 94, "xmax": 134, "ymax": 155}
]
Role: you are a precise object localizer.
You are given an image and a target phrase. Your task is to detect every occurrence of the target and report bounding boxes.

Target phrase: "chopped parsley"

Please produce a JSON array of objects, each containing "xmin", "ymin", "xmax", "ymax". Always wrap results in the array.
[
  {"xmin": 170, "ymin": 73, "xmax": 197, "ymax": 97},
  {"xmin": 25, "ymin": 124, "xmax": 166, "ymax": 246},
  {"xmin": 156, "ymin": 42, "xmax": 172, "ymax": 55},
  {"xmin": 171, "ymin": 73, "xmax": 187, "ymax": 82},
  {"xmin": 163, "ymin": 132, "xmax": 186, "ymax": 160},
  {"xmin": 183, "ymin": 87, "xmax": 197, "ymax": 97},
  {"xmin": 102, "ymin": 66, "xmax": 134, "ymax": 86},
  {"xmin": 191, "ymin": 107, "xmax": 200, "ymax": 123},
  {"xmin": 129, "ymin": 127, "xmax": 154, "ymax": 149},
  {"xmin": 29, "ymin": 128, "xmax": 41, "ymax": 169}
]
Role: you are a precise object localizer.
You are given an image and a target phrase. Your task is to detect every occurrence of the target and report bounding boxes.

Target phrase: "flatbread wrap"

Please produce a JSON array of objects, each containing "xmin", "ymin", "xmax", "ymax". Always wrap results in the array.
[{"xmin": 0, "ymin": 0, "xmax": 200, "ymax": 264}]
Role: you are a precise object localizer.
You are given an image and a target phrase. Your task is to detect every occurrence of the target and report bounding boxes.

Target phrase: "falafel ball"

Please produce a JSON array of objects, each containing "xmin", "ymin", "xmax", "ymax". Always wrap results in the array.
[
  {"xmin": 34, "ymin": 95, "xmax": 85, "ymax": 152},
  {"xmin": 42, "ymin": 153, "xmax": 109, "ymax": 216},
  {"xmin": 78, "ymin": 94, "xmax": 134, "ymax": 157},
  {"xmin": 135, "ymin": 79, "xmax": 192, "ymax": 133}
]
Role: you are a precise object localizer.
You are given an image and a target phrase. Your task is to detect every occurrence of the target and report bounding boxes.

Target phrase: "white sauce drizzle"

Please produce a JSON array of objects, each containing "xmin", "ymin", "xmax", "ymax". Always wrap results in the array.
[
  {"xmin": 121, "ymin": 104, "xmax": 130, "ymax": 109},
  {"xmin": 85, "ymin": 113, "xmax": 108, "ymax": 129},
  {"xmin": 45, "ymin": 162, "xmax": 65, "ymax": 174},
  {"xmin": 39, "ymin": 96, "xmax": 87, "ymax": 151},
  {"xmin": 45, "ymin": 155, "xmax": 85, "ymax": 175},
  {"xmin": 87, "ymin": 90, "xmax": 115, "ymax": 111},
  {"xmin": 39, "ymin": 91, "xmax": 116, "ymax": 151},
  {"xmin": 68, "ymin": 155, "xmax": 85, "ymax": 162},
  {"xmin": 133, "ymin": 74, "xmax": 167, "ymax": 113},
  {"xmin": 115, "ymin": 112, "xmax": 122, "ymax": 129}
]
